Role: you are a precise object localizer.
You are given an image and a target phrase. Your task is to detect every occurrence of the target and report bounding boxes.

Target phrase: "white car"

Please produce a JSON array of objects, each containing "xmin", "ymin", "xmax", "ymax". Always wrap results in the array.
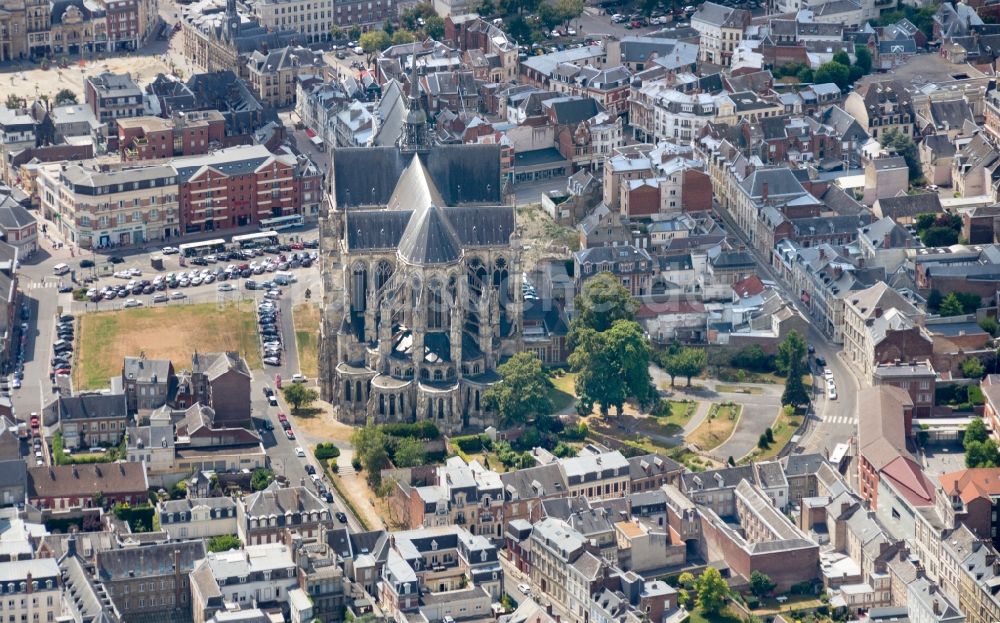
[
  {"xmin": 218, "ymin": 282, "xmax": 234, "ymax": 292},
  {"xmin": 170, "ymin": 290, "xmax": 186, "ymax": 300},
  {"xmin": 295, "ymin": 447, "xmax": 306, "ymax": 458},
  {"xmin": 518, "ymin": 583, "xmax": 530, "ymax": 595},
  {"xmin": 827, "ymin": 386, "xmax": 838, "ymax": 400},
  {"xmin": 123, "ymin": 299, "xmax": 143, "ymax": 308},
  {"xmin": 291, "ymin": 373, "xmax": 307, "ymax": 383},
  {"xmin": 161, "ymin": 246, "xmax": 179, "ymax": 255},
  {"xmin": 190, "ymin": 276, "xmax": 203, "ymax": 286},
  {"xmin": 129, "ymin": 267, "xmax": 142, "ymax": 276},
  {"xmin": 823, "ymin": 368, "xmax": 834, "ymax": 380}
]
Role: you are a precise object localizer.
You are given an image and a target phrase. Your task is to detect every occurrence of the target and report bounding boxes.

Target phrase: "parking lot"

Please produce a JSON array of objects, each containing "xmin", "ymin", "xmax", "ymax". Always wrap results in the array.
[{"xmin": 76, "ymin": 243, "xmax": 318, "ymax": 309}]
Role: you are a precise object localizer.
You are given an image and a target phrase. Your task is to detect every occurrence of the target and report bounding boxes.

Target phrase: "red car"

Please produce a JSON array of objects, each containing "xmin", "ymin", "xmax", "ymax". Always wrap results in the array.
[
  {"xmin": 29, "ymin": 415, "xmax": 39, "ymax": 428},
  {"xmin": 290, "ymin": 242, "xmax": 304, "ymax": 250},
  {"xmin": 285, "ymin": 428, "xmax": 295, "ymax": 440},
  {"xmin": 277, "ymin": 412, "xmax": 287, "ymax": 422}
]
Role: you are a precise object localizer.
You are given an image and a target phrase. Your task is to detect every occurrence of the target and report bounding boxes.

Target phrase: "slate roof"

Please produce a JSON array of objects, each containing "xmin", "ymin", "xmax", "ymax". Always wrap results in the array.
[
  {"xmin": 96, "ymin": 540, "xmax": 206, "ymax": 581},
  {"xmin": 692, "ymin": 1, "xmax": 749, "ymax": 28},
  {"xmin": 191, "ymin": 351, "xmax": 250, "ymax": 381},
  {"xmin": 331, "ymin": 144, "xmax": 502, "ymax": 208},
  {"xmin": 243, "ymin": 483, "xmax": 328, "ymax": 518},
  {"xmin": 545, "ymin": 97, "xmax": 602, "ymax": 125},
  {"xmin": 681, "ymin": 465, "xmax": 755, "ymax": 491},
  {"xmin": 59, "ymin": 393, "xmax": 128, "ymax": 422},
  {"xmin": 782, "ymin": 453, "xmax": 826, "ymax": 477},
  {"xmin": 0, "ymin": 201, "xmax": 35, "ymax": 231},
  {"xmin": 739, "ymin": 167, "xmax": 808, "ymax": 199},
  {"xmin": 123, "ymin": 356, "xmax": 172, "ymax": 384},
  {"xmin": 857, "ymin": 385, "xmax": 913, "ymax": 471},
  {"xmin": 875, "ymin": 193, "xmax": 942, "ymax": 219}
]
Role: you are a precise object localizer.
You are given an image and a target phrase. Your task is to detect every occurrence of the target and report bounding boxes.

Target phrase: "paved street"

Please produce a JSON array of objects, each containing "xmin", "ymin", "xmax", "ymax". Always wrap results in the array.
[
  {"xmin": 250, "ymin": 370, "xmax": 365, "ymax": 533},
  {"xmin": 709, "ymin": 204, "xmax": 864, "ymax": 457}
]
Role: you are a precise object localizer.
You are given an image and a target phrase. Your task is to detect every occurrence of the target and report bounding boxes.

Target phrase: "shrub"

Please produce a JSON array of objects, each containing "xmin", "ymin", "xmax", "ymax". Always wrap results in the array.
[
  {"xmin": 330, "ymin": 459, "xmax": 338, "ymax": 473},
  {"xmin": 381, "ymin": 421, "xmax": 440, "ymax": 439},
  {"xmin": 453, "ymin": 435, "xmax": 486, "ymax": 453},
  {"xmin": 758, "ymin": 433, "xmax": 770, "ymax": 449},
  {"xmin": 560, "ymin": 421, "xmax": 588, "ymax": 441},
  {"xmin": 351, "ymin": 456, "xmax": 362, "ymax": 471},
  {"xmin": 207, "ymin": 534, "xmax": 241, "ymax": 553},
  {"xmin": 315, "ymin": 443, "xmax": 340, "ymax": 460}
]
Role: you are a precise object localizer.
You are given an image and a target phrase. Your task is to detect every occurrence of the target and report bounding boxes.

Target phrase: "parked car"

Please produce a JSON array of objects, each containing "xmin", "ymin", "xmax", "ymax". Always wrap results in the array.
[
  {"xmin": 152, "ymin": 293, "xmax": 168, "ymax": 303},
  {"xmin": 264, "ymin": 356, "xmax": 281, "ymax": 366},
  {"xmin": 79, "ymin": 259, "xmax": 95, "ymax": 268},
  {"xmin": 285, "ymin": 428, "xmax": 295, "ymax": 440},
  {"xmin": 108, "ymin": 256, "xmax": 125, "ymax": 264},
  {"xmin": 161, "ymin": 246, "xmax": 179, "ymax": 254},
  {"xmin": 170, "ymin": 291, "xmax": 186, "ymax": 300}
]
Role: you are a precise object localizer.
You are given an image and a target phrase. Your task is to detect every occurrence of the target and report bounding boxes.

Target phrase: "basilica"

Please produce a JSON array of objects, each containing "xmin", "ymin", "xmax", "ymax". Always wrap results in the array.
[{"xmin": 317, "ymin": 93, "xmax": 521, "ymax": 434}]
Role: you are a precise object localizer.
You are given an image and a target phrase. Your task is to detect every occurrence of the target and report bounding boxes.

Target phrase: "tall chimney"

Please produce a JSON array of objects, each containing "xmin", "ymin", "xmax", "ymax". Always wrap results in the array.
[{"xmin": 761, "ymin": 182, "xmax": 769, "ymax": 201}]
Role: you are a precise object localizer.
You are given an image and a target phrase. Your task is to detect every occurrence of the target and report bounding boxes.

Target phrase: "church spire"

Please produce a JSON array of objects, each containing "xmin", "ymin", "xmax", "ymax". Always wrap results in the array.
[{"xmin": 400, "ymin": 52, "xmax": 428, "ymax": 152}]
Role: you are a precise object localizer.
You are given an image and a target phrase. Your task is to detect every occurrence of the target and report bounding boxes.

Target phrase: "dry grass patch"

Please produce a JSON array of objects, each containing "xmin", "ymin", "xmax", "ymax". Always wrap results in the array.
[
  {"xmin": 685, "ymin": 403, "xmax": 742, "ymax": 451},
  {"xmin": 75, "ymin": 302, "xmax": 259, "ymax": 390},
  {"xmin": 293, "ymin": 303, "xmax": 321, "ymax": 379}
]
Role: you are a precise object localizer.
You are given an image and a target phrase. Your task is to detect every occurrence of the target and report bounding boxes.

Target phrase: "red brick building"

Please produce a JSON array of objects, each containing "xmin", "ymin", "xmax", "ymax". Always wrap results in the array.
[
  {"xmin": 118, "ymin": 111, "xmax": 227, "ymax": 162},
  {"xmin": 173, "ymin": 144, "xmax": 322, "ymax": 233},
  {"xmin": 871, "ymin": 360, "xmax": 936, "ymax": 418},
  {"xmin": 27, "ymin": 463, "xmax": 148, "ymax": 511},
  {"xmin": 857, "ymin": 386, "xmax": 914, "ymax": 510}
]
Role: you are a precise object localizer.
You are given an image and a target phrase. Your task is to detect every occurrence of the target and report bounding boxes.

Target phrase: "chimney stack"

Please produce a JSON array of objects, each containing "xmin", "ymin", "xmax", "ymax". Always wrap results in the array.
[{"xmin": 761, "ymin": 182, "xmax": 769, "ymax": 201}]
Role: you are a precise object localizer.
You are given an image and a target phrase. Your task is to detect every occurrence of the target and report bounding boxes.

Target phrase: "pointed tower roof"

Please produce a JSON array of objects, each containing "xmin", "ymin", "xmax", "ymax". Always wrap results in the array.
[
  {"xmin": 387, "ymin": 155, "xmax": 444, "ymax": 211},
  {"xmin": 398, "ymin": 203, "xmax": 462, "ymax": 265}
]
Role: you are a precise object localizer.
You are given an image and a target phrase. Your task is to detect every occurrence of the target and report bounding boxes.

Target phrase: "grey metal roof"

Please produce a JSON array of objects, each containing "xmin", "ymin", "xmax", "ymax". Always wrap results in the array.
[
  {"xmin": 398, "ymin": 203, "xmax": 463, "ymax": 265},
  {"xmin": 96, "ymin": 540, "xmax": 205, "ymax": 581}
]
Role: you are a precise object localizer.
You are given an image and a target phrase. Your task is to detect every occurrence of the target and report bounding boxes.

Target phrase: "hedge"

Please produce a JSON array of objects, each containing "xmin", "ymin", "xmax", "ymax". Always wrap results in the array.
[
  {"xmin": 315, "ymin": 443, "xmax": 341, "ymax": 460},
  {"xmin": 381, "ymin": 421, "xmax": 440, "ymax": 439},
  {"xmin": 452, "ymin": 434, "xmax": 489, "ymax": 453},
  {"xmin": 113, "ymin": 503, "xmax": 155, "ymax": 533}
]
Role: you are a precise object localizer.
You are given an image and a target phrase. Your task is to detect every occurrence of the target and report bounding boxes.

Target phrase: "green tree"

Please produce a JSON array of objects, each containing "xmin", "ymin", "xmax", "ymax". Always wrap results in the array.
[
  {"xmin": 570, "ymin": 320, "xmax": 655, "ymax": 416},
  {"xmin": 207, "ymin": 535, "xmax": 241, "ymax": 552},
  {"xmin": 854, "ymin": 45, "xmax": 872, "ymax": 73},
  {"xmin": 979, "ymin": 316, "xmax": 999, "ymax": 336},
  {"xmin": 966, "ymin": 439, "xmax": 1000, "ymax": 468},
  {"xmin": 54, "ymin": 88, "xmax": 78, "ymax": 105},
  {"xmin": 922, "ymin": 226, "xmax": 959, "ymax": 247},
  {"xmin": 391, "ymin": 29, "xmax": 416, "ymax": 45},
  {"xmin": 571, "ymin": 272, "xmax": 638, "ymax": 337},
  {"xmin": 695, "ymin": 567, "xmax": 730, "ymax": 615},
  {"xmin": 351, "ymin": 426, "xmax": 392, "ymax": 487},
  {"xmin": 251, "ymin": 468, "xmax": 274, "ymax": 491},
  {"xmin": 879, "ymin": 128, "xmax": 922, "ymax": 182},
  {"xmin": 965, "ymin": 417, "xmax": 990, "ymax": 446},
  {"xmin": 4, "ymin": 94, "xmax": 21, "ymax": 109},
  {"xmin": 553, "ymin": 0, "xmax": 584, "ymax": 25},
  {"xmin": 832, "ymin": 50, "xmax": 850, "ymax": 66},
  {"xmin": 939, "ymin": 293, "xmax": 967, "ymax": 317},
  {"xmin": 424, "ymin": 15, "xmax": 445, "ymax": 40},
  {"xmin": 962, "ymin": 357, "xmax": 986, "ymax": 379},
  {"xmin": 483, "ymin": 352, "xmax": 553, "ymax": 425},
  {"xmin": 796, "ymin": 66, "xmax": 814, "ymax": 83},
  {"xmin": 749, "ymin": 571, "xmax": 776, "ymax": 598},
  {"xmin": 758, "ymin": 433, "xmax": 770, "ymax": 449},
  {"xmin": 665, "ymin": 348, "xmax": 707, "ymax": 387},
  {"xmin": 778, "ymin": 330, "xmax": 810, "ymax": 407},
  {"xmin": 927, "ymin": 289, "xmax": 943, "ymax": 311},
  {"xmin": 283, "ymin": 383, "xmax": 318, "ymax": 413},
  {"xmin": 393, "ymin": 437, "xmax": 426, "ymax": 468},
  {"xmin": 814, "ymin": 61, "xmax": 849, "ymax": 90},
  {"xmin": 359, "ymin": 30, "xmax": 391, "ymax": 55},
  {"xmin": 678, "ymin": 572, "xmax": 696, "ymax": 590}
]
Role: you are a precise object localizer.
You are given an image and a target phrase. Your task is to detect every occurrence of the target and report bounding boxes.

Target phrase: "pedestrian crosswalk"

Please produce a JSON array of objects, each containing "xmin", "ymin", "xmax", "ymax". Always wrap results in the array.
[
  {"xmin": 25, "ymin": 281, "xmax": 61, "ymax": 290},
  {"xmin": 822, "ymin": 414, "xmax": 857, "ymax": 426}
]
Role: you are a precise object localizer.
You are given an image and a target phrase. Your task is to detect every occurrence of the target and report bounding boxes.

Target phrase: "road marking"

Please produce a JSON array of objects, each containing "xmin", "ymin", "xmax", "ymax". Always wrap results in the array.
[{"xmin": 821, "ymin": 415, "xmax": 857, "ymax": 425}]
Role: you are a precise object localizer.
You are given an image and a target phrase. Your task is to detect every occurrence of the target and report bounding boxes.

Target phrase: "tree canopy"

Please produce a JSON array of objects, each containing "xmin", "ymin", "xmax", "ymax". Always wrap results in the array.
[
  {"xmin": 662, "ymin": 347, "xmax": 707, "ymax": 387},
  {"xmin": 569, "ymin": 320, "xmax": 655, "ymax": 416},
  {"xmin": 879, "ymin": 128, "xmax": 922, "ymax": 182},
  {"xmin": 54, "ymin": 88, "xmax": 78, "ymax": 105},
  {"xmin": 814, "ymin": 61, "xmax": 849, "ymax": 90},
  {"xmin": 962, "ymin": 357, "xmax": 985, "ymax": 380},
  {"xmin": 748, "ymin": 571, "xmax": 775, "ymax": 598},
  {"xmin": 359, "ymin": 30, "xmax": 391, "ymax": 54},
  {"xmin": 778, "ymin": 330, "xmax": 810, "ymax": 407},
  {"xmin": 571, "ymin": 272, "xmax": 638, "ymax": 338},
  {"xmin": 695, "ymin": 567, "xmax": 729, "ymax": 614},
  {"xmin": 483, "ymin": 352, "xmax": 554, "ymax": 426},
  {"xmin": 392, "ymin": 437, "xmax": 426, "ymax": 468},
  {"xmin": 283, "ymin": 383, "xmax": 318, "ymax": 413}
]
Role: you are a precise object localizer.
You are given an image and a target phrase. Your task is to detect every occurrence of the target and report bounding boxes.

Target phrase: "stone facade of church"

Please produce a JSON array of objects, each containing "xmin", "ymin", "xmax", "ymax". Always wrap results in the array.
[{"xmin": 317, "ymin": 95, "xmax": 520, "ymax": 434}]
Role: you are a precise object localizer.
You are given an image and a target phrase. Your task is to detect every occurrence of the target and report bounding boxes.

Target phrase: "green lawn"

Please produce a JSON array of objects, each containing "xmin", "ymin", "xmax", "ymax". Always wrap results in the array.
[
  {"xmin": 76, "ymin": 302, "xmax": 259, "ymax": 390},
  {"xmin": 685, "ymin": 403, "xmax": 742, "ymax": 451},
  {"xmin": 655, "ymin": 400, "xmax": 699, "ymax": 433},
  {"xmin": 548, "ymin": 371, "xmax": 577, "ymax": 413},
  {"xmin": 715, "ymin": 384, "xmax": 763, "ymax": 395}
]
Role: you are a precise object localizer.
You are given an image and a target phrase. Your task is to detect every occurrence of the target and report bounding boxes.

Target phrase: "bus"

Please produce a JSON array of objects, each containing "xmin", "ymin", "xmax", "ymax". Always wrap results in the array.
[
  {"xmin": 260, "ymin": 214, "xmax": 304, "ymax": 231},
  {"xmin": 179, "ymin": 238, "xmax": 227, "ymax": 258},
  {"xmin": 232, "ymin": 231, "xmax": 279, "ymax": 249}
]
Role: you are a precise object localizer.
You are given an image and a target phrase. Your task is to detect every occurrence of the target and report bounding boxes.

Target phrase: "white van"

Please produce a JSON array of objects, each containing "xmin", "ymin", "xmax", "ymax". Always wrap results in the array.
[{"xmin": 53, "ymin": 263, "xmax": 70, "ymax": 276}]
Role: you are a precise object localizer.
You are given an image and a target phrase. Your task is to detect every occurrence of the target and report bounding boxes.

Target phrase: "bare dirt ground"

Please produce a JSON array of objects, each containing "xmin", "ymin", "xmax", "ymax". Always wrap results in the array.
[
  {"xmin": 516, "ymin": 204, "xmax": 577, "ymax": 272},
  {"xmin": 5, "ymin": 54, "xmax": 175, "ymax": 103}
]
